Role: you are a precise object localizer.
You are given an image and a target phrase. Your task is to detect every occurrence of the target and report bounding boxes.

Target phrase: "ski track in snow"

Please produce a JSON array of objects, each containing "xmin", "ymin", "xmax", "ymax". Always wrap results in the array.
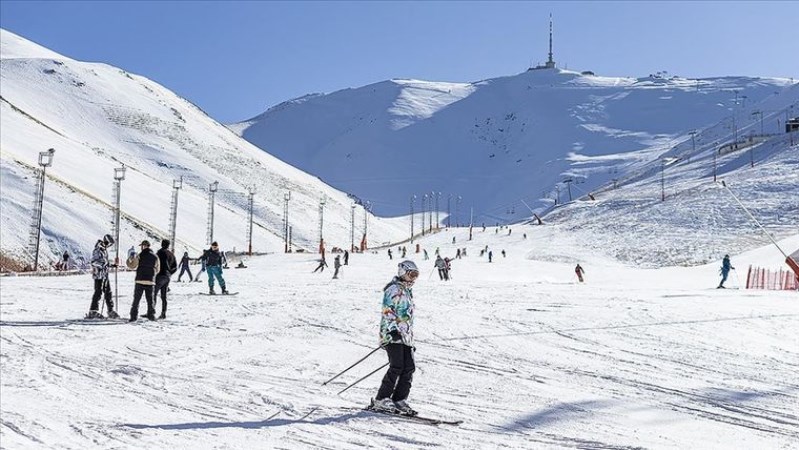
[{"xmin": 1, "ymin": 227, "xmax": 798, "ymax": 449}]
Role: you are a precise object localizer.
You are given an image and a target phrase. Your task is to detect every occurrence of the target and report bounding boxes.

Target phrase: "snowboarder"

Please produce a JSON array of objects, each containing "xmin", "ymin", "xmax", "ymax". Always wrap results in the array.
[
  {"xmin": 61, "ymin": 250, "xmax": 70, "ymax": 271},
  {"xmin": 177, "ymin": 251, "xmax": 193, "ymax": 282},
  {"xmin": 87, "ymin": 234, "xmax": 119, "ymax": 319},
  {"xmin": 333, "ymin": 255, "xmax": 342, "ymax": 279},
  {"xmin": 313, "ymin": 256, "xmax": 328, "ymax": 273},
  {"xmin": 371, "ymin": 260, "xmax": 419, "ymax": 416},
  {"xmin": 344, "ymin": 250, "xmax": 349, "ymax": 266},
  {"xmin": 201, "ymin": 242, "xmax": 229, "ymax": 294},
  {"xmin": 718, "ymin": 254, "xmax": 735, "ymax": 288},
  {"xmin": 154, "ymin": 239, "xmax": 177, "ymax": 319},
  {"xmin": 126, "ymin": 240, "xmax": 159, "ymax": 322},
  {"xmin": 575, "ymin": 264, "xmax": 585, "ymax": 282},
  {"xmin": 435, "ymin": 255, "xmax": 447, "ymax": 280},
  {"xmin": 488, "ymin": 251, "xmax": 493, "ymax": 263}
]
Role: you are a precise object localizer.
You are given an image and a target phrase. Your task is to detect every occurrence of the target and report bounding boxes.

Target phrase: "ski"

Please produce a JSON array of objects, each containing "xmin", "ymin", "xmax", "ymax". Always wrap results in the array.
[
  {"xmin": 363, "ymin": 407, "xmax": 462, "ymax": 426},
  {"xmin": 198, "ymin": 292, "xmax": 239, "ymax": 296}
]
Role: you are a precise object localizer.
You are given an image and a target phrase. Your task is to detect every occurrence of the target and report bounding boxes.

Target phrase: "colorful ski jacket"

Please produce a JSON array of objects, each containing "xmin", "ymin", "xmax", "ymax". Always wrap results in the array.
[
  {"xmin": 379, "ymin": 277, "xmax": 414, "ymax": 347},
  {"xmin": 90, "ymin": 241, "xmax": 109, "ymax": 280}
]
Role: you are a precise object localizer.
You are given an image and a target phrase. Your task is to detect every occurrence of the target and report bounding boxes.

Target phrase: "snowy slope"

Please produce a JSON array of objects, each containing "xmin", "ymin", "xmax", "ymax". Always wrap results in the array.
[
  {"xmin": 1, "ymin": 226, "xmax": 797, "ymax": 449},
  {"xmin": 232, "ymin": 68, "xmax": 797, "ymax": 224},
  {"xmin": 0, "ymin": 29, "xmax": 409, "ymax": 269}
]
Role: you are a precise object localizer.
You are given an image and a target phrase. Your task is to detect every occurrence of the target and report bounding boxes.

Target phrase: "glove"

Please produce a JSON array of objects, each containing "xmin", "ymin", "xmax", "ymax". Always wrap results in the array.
[{"xmin": 389, "ymin": 330, "xmax": 402, "ymax": 342}]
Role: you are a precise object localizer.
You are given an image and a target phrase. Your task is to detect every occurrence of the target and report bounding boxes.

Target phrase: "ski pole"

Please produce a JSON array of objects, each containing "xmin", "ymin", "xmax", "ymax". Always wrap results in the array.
[
  {"xmin": 100, "ymin": 276, "xmax": 108, "ymax": 315},
  {"xmin": 322, "ymin": 344, "xmax": 385, "ymax": 386},
  {"xmin": 337, "ymin": 362, "xmax": 389, "ymax": 396}
]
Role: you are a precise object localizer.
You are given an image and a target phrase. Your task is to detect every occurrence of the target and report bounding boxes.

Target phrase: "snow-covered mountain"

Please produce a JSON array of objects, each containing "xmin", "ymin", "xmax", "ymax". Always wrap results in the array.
[
  {"xmin": 231, "ymin": 67, "xmax": 798, "ymax": 223},
  {"xmin": 0, "ymin": 29, "xmax": 409, "ymax": 269}
]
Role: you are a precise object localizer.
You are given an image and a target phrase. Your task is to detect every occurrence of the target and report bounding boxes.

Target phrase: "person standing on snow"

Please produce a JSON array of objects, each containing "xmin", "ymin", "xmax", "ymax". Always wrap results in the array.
[
  {"xmin": 575, "ymin": 264, "xmax": 585, "ymax": 283},
  {"xmin": 488, "ymin": 250, "xmax": 493, "ymax": 263},
  {"xmin": 126, "ymin": 240, "xmax": 159, "ymax": 322},
  {"xmin": 154, "ymin": 239, "xmax": 177, "ymax": 319},
  {"xmin": 87, "ymin": 234, "xmax": 119, "ymax": 319},
  {"xmin": 388, "ymin": 248, "xmax": 393, "ymax": 260},
  {"xmin": 194, "ymin": 249, "xmax": 208, "ymax": 282},
  {"xmin": 177, "ymin": 251, "xmax": 193, "ymax": 282},
  {"xmin": 371, "ymin": 260, "xmax": 419, "ymax": 416},
  {"xmin": 434, "ymin": 255, "xmax": 447, "ymax": 280},
  {"xmin": 61, "ymin": 250, "xmax": 70, "ymax": 271},
  {"xmin": 201, "ymin": 242, "xmax": 229, "ymax": 295},
  {"xmin": 344, "ymin": 250, "xmax": 349, "ymax": 266},
  {"xmin": 333, "ymin": 255, "xmax": 342, "ymax": 279},
  {"xmin": 717, "ymin": 254, "xmax": 735, "ymax": 288}
]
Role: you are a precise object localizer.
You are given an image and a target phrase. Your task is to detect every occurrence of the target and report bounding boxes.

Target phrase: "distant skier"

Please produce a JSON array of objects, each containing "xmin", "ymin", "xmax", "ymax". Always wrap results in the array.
[
  {"xmin": 456, "ymin": 248, "xmax": 461, "ymax": 259},
  {"xmin": 126, "ymin": 240, "xmax": 159, "ymax": 322},
  {"xmin": 194, "ymin": 249, "xmax": 208, "ymax": 282},
  {"xmin": 717, "ymin": 254, "xmax": 735, "ymax": 288},
  {"xmin": 344, "ymin": 250, "xmax": 349, "ymax": 266},
  {"xmin": 401, "ymin": 247, "xmax": 407, "ymax": 258},
  {"xmin": 201, "ymin": 242, "xmax": 229, "ymax": 295},
  {"xmin": 452, "ymin": 236, "xmax": 456, "ymax": 244},
  {"xmin": 388, "ymin": 249, "xmax": 393, "ymax": 260},
  {"xmin": 423, "ymin": 249, "xmax": 429, "ymax": 260},
  {"xmin": 177, "ymin": 251, "xmax": 193, "ymax": 282},
  {"xmin": 313, "ymin": 256, "xmax": 328, "ymax": 273},
  {"xmin": 488, "ymin": 251, "xmax": 493, "ymax": 263},
  {"xmin": 154, "ymin": 239, "xmax": 177, "ymax": 319},
  {"xmin": 86, "ymin": 234, "xmax": 119, "ymax": 319},
  {"xmin": 575, "ymin": 264, "xmax": 585, "ymax": 283},
  {"xmin": 61, "ymin": 250, "xmax": 70, "ymax": 271},
  {"xmin": 501, "ymin": 249, "xmax": 506, "ymax": 258},
  {"xmin": 333, "ymin": 255, "xmax": 342, "ymax": 279},
  {"xmin": 435, "ymin": 255, "xmax": 447, "ymax": 280},
  {"xmin": 371, "ymin": 260, "xmax": 419, "ymax": 416},
  {"xmin": 443, "ymin": 257, "xmax": 451, "ymax": 280}
]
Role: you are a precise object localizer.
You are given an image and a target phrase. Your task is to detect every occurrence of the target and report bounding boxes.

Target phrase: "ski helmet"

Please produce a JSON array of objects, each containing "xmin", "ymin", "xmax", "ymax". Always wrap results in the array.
[
  {"xmin": 397, "ymin": 260, "xmax": 419, "ymax": 279},
  {"xmin": 103, "ymin": 234, "xmax": 114, "ymax": 246}
]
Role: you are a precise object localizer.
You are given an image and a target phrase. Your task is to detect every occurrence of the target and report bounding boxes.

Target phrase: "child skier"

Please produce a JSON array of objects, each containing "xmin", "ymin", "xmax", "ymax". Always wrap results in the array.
[{"xmin": 371, "ymin": 260, "xmax": 419, "ymax": 416}]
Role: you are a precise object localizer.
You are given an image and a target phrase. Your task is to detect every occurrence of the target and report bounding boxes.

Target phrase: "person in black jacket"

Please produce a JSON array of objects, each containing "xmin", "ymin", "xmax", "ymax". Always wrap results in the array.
[
  {"xmin": 126, "ymin": 240, "xmax": 160, "ymax": 322},
  {"xmin": 200, "ymin": 242, "xmax": 228, "ymax": 295},
  {"xmin": 177, "ymin": 251, "xmax": 193, "ymax": 282},
  {"xmin": 154, "ymin": 239, "xmax": 177, "ymax": 319}
]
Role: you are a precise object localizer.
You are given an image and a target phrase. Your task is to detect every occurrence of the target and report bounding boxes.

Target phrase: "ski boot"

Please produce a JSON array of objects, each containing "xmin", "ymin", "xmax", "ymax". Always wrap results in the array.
[
  {"xmin": 158, "ymin": 312, "xmax": 166, "ymax": 320},
  {"xmin": 85, "ymin": 310, "xmax": 104, "ymax": 319},
  {"xmin": 370, "ymin": 398, "xmax": 399, "ymax": 413},
  {"xmin": 107, "ymin": 310, "xmax": 120, "ymax": 319},
  {"xmin": 394, "ymin": 400, "xmax": 418, "ymax": 416}
]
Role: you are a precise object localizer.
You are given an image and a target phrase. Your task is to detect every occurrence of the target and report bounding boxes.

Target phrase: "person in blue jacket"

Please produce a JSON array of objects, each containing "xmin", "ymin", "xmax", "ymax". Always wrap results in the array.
[{"xmin": 718, "ymin": 254, "xmax": 735, "ymax": 288}]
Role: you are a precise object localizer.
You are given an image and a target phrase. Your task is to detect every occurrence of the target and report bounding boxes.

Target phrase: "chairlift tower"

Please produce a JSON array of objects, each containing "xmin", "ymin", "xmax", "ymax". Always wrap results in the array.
[
  {"xmin": 28, "ymin": 148, "xmax": 55, "ymax": 271},
  {"xmin": 168, "ymin": 177, "xmax": 182, "ymax": 252},
  {"xmin": 206, "ymin": 181, "xmax": 218, "ymax": 244}
]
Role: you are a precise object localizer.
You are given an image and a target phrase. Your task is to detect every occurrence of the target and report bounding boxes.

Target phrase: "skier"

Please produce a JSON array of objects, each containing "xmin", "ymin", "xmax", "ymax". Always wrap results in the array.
[
  {"xmin": 488, "ymin": 251, "xmax": 493, "ymax": 263},
  {"xmin": 333, "ymin": 255, "xmax": 342, "ymax": 279},
  {"xmin": 126, "ymin": 240, "xmax": 159, "ymax": 322},
  {"xmin": 434, "ymin": 255, "xmax": 447, "ymax": 280},
  {"xmin": 371, "ymin": 260, "xmax": 419, "ymax": 416},
  {"xmin": 388, "ymin": 249, "xmax": 393, "ymax": 260},
  {"xmin": 201, "ymin": 242, "xmax": 229, "ymax": 294},
  {"xmin": 523, "ymin": 233, "xmax": 527, "ymax": 239},
  {"xmin": 154, "ymin": 239, "xmax": 177, "ymax": 319},
  {"xmin": 313, "ymin": 256, "xmax": 328, "ymax": 273},
  {"xmin": 61, "ymin": 250, "xmax": 70, "ymax": 271},
  {"xmin": 452, "ymin": 236, "xmax": 456, "ymax": 244},
  {"xmin": 177, "ymin": 251, "xmax": 193, "ymax": 282},
  {"xmin": 401, "ymin": 247, "xmax": 407, "ymax": 258},
  {"xmin": 717, "ymin": 254, "xmax": 735, "ymax": 288},
  {"xmin": 423, "ymin": 249, "xmax": 429, "ymax": 260},
  {"xmin": 501, "ymin": 249, "xmax": 506, "ymax": 258},
  {"xmin": 87, "ymin": 234, "xmax": 119, "ymax": 319},
  {"xmin": 194, "ymin": 249, "xmax": 208, "ymax": 282},
  {"xmin": 508, "ymin": 229, "xmax": 512, "ymax": 236},
  {"xmin": 456, "ymin": 248, "xmax": 461, "ymax": 259},
  {"xmin": 443, "ymin": 257, "xmax": 451, "ymax": 280},
  {"xmin": 575, "ymin": 264, "xmax": 585, "ymax": 283},
  {"xmin": 344, "ymin": 250, "xmax": 349, "ymax": 266}
]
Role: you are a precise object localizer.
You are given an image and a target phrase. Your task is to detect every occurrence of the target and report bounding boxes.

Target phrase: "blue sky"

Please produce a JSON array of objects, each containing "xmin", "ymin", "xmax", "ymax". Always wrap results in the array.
[{"xmin": 2, "ymin": 1, "xmax": 796, "ymax": 123}]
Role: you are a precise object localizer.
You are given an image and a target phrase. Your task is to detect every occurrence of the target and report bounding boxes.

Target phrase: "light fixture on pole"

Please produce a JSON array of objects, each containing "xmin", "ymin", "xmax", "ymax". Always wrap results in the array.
[{"xmin": 29, "ymin": 148, "xmax": 55, "ymax": 271}]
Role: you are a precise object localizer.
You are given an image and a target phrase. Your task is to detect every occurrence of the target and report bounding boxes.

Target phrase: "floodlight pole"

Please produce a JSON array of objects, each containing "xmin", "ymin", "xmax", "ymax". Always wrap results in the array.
[
  {"xmin": 30, "ymin": 148, "xmax": 55, "ymax": 271},
  {"xmin": 247, "ymin": 187, "xmax": 255, "ymax": 255},
  {"xmin": 410, "ymin": 195, "xmax": 416, "ymax": 243},
  {"xmin": 284, "ymin": 192, "xmax": 291, "ymax": 253},
  {"xmin": 421, "ymin": 194, "xmax": 427, "ymax": 236},
  {"xmin": 350, "ymin": 204, "xmax": 356, "ymax": 252},
  {"xmin": 207, "ymin": 181, "xmax": 218, "ymax": 244},
  {"xmin": 112, "ymin": 164, "xmax": 126, "ymax": 306},
  {"xmin": 168, "ymin": 177, "xmax": 182, "ymax": 252},
  {"xmin": 435, "ymin": 192, "xmax": 441, "ymax": 230},
  {"xmin": 456, "ymin": 196, "xmax": 462, "ymax": 227},
  {"xmin": 429, "ymin": 191, "xmax": 434, "ymax": 233},
  {"xmin": 318, "ymin": 196, "xmax": 326, "ymax": 254},
  {"xmin": 447, "ymin": 194, "xmax": 452, "ymax": 229}
]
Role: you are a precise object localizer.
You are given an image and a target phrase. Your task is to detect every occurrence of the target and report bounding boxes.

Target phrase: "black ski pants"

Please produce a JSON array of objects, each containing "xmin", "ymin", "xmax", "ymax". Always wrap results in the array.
[
  {"xmin": 376, "ymin": 343, "xmax": 415, "ymax": 402},
  {"xmin": 177, "ymin": 265, "xmax": 192, "ymax": 282},
  {"xmin": 154, "ymin": 274, "xmax": 170, "ymax": 315},
  {"xmin": 130, "ymin": 283, "xmax": 155, "ymax": 320},
  {"xmin": 438, "ymin": 269, "xmax": 446, "ymax": 280},
  {"xmin": 90, "ymin": 277, "xmax": 114, "ymax": 312}
]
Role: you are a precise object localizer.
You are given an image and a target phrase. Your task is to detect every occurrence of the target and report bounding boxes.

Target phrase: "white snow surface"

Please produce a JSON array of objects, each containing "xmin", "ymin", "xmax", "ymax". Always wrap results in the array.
[{"xmin": 1, "ymin": 226, "xmax": 797, "ymax": 449}]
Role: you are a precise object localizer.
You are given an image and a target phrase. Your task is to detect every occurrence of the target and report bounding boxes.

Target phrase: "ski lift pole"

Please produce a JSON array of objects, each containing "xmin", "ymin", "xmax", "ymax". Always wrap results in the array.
[
  {"xmin": 721, "ymin": 181, "xmax": 788, "ymax": 258},
  {"xmin": 322, "ymin": 344, "xmax": 385, "ymax": 386},
  {"xmin": 337, "ymin": 362, "xmax": 389, "ymax": 396}
]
